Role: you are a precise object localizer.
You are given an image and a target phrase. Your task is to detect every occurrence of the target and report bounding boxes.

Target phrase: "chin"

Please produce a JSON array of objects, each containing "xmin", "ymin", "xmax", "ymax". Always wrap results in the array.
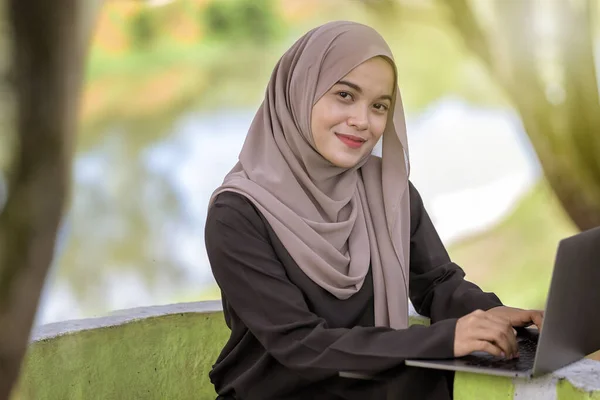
[{"xmin": 329, "ymin": 155, "xmax": 363, "ymax": 169}]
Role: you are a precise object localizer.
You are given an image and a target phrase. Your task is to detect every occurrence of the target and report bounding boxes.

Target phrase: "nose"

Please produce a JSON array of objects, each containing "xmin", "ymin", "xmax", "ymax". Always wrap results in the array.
[{"xmin": 347, "ymin": 107, "xmax": 369, "ymax": 131}]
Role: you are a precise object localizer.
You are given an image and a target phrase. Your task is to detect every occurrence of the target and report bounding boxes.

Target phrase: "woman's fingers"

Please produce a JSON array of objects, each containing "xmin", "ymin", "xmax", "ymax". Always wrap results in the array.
[
  {"xmin": 531, "ymin": 310, "xmax": 544, "ymax": 331},
  {"xmin": 484, "ymin": 311, "xmax": 515, "ymax": 327},
  {"xmin": 476, "ymin": 340, "xmax": 505, "ymax": 358},
  {"xmin": 475, "ymin": 314, "xmax": 519, "ymax": 357},
  {"xmin": 474, "ymin": 326, "xmax": 517, "ymax": 358},
  {"xmin": 455, "ymin": 309, "xmax": 522, "ymax": 358}
]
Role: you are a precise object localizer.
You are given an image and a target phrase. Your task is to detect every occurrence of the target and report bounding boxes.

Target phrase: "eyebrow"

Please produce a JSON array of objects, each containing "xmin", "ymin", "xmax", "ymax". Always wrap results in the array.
[{"xmin": 336, "ymin": 80, "xmax": 393, "ymax": 102}]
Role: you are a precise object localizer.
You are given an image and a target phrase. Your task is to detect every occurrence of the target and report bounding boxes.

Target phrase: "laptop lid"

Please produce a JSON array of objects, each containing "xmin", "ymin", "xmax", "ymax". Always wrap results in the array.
[{"xmin": 532, "ymin": 226, "xmax": 600, "ymax": 376}]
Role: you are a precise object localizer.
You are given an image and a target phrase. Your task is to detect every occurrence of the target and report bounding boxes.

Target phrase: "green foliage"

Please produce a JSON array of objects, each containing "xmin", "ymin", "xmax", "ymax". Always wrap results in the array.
[
  {"xmin": 449, "ymin": 180, "xmax": 576, "ymax": 310},
  {"xmin": 201, "ymin": 0, "xmax": 281, "ymax": 45},
  {"xmin": 128, "ymin": 7, "xmax": 159, "ymax": 50}
]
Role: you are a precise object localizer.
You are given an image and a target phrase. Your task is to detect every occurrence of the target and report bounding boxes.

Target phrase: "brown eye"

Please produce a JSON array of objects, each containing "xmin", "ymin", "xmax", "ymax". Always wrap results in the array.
[
  {"xmin": 374, "ymin": 103, "xmax": 389, "ymax": 112},
  {"xmin": 338, "ymin": 91, "xmax": 353, "ymax": 100}
]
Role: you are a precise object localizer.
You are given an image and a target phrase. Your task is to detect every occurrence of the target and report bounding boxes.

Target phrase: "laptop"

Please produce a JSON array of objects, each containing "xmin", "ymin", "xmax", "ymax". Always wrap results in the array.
[{"xmin": 403, "ymin": 225, "xmax": 600, "ymax": 378}]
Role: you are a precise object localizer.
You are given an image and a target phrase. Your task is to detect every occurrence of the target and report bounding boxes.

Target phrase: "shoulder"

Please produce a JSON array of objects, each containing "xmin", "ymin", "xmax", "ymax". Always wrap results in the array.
[
  {"xmin": 408, "ymin": 180, "xmax": 420, "ymax": 202},
  {"xmin": 211, "ymin": 190, "xmax": 257, "ymax": 214},
  {"xmin": 206, "ymin": 191, "xmax": 269, "ymax": 240},
  {"xmin": 408, "ymin": 181, "xmax": 422, "ymax": 222}
]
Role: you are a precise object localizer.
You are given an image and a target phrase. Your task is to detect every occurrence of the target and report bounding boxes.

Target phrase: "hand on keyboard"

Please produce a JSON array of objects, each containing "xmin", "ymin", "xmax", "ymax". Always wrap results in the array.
[
  {"xmin": 487, "ymin": 306, "xmax": 544, "ymax": 332},
  {"xmin": 454, "ymin": 309, "xmax": 519, "ymax": 359}
]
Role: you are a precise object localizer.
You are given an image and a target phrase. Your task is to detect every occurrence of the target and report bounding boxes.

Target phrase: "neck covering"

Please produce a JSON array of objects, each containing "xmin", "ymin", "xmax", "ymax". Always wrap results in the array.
[{"xmin": 209, "ymin": 20, "xmax": 411, "ymax": 329}]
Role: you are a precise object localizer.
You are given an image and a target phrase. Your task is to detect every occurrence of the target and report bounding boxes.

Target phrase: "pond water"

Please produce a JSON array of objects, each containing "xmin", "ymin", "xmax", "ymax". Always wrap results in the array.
[{"xmin": 36, "ymin": 97, "xmax": 541, "ymax": 325}]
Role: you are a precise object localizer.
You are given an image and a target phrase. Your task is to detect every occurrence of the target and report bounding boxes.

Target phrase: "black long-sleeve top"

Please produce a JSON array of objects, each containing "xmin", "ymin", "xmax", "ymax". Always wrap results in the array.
[{"xmin": 204, "ymin": 182, "xmax": 502, "ymax": 400}]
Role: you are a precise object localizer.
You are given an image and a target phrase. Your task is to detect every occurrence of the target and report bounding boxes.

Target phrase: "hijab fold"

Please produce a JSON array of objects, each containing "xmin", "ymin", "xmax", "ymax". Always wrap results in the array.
[{"xmin": 210, "ymin": 21, "xmax": 411, "ymax": 329}]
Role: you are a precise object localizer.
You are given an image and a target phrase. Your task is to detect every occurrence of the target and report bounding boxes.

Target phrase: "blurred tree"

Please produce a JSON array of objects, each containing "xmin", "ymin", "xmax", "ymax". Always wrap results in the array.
[
  {"xmin": 442, "ymin": 0, "xmax": 600, "ymax": 232},
  {"xmin": 128, "ymin": 6, "xmax": 158, "ymax": 50},
  {"xmin": 0, "ymin": 0, "xmax": 96, "ymax": 397},
  {"xmin": 362, "ymin": 0, "xmax": 600, "ymax": 231},
  {"xmin": 202, "ymin": 0, "xmax": 281, "ymax": 45}
]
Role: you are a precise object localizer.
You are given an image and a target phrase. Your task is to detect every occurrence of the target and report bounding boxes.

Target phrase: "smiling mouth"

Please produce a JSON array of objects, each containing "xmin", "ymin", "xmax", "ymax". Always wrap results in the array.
[
  {"xmin": 335, "ymin": 133, "xmax": 366, "ymax": 149},
  {"xmin": 336, "ymin": 133, "xmax": 366, "ymax": 149}
]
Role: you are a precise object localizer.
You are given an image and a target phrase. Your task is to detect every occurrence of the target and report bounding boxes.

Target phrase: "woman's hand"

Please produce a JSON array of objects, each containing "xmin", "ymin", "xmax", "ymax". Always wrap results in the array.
[
  {"xmin": 486, "ymin": 306, "xmax": 544, "ymax": 331},
  {"xmin": 454, "ymin": 309, "xmax": 519, "ymax": 359}
]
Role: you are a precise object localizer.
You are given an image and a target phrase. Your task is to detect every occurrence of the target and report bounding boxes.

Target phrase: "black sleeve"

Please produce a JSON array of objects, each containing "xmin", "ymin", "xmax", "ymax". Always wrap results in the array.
[
  {"xmin": 205, "ymin": 192, "xmax": 458, "ymax": 378},
  {"xmin": 408, "ymin": 181, "xmax": 503, "ymax": 323}
]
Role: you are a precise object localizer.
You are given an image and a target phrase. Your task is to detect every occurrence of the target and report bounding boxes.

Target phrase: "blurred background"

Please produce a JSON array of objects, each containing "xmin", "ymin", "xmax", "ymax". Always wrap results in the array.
[{"xmin": 34, "ymin": 0, "xmax": 600, "ymax": 324}]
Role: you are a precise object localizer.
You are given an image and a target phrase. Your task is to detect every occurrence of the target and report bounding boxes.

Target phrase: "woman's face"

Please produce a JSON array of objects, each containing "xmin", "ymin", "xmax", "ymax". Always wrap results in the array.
[{"xmin": 311, "ymin": 56, "xmax": 394, "ymax": 169}]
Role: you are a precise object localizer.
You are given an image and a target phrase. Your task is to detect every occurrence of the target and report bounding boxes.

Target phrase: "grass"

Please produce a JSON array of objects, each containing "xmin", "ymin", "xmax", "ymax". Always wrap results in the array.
[
  {"xmin": 80, "ymin": 42, "xmax": 210, "ymax": 127},
  {"xmin": 195, "ymin": 181, "xmax": 577, "ymax": 312},
  {"xmin": 85, "ymin": 42, "xmax": 208, "ymax": 82},
  {"xmin": 79, "ymin": 40, "xmax": 283, "ymax": 128}
]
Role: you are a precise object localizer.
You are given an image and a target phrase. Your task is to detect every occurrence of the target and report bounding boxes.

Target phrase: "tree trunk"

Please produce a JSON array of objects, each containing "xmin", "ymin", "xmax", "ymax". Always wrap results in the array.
[
  {"xmin": 0, "ymin": 0, "xmax": 100, "ymax": 398},
  {"xmin": 443, "ymin": 0, "xmax": 600, "ymax": 231}
]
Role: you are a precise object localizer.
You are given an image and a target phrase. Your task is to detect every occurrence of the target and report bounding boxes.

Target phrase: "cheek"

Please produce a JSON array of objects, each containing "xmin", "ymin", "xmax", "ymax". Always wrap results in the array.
[
  {"xmin": 313, "ymin": 104, "xmax": 344, "ymax": 136},
  {"xmin": 320, "ymin": 104, "xmax": 345, "ymax": 128},
  {"xmin": 311, "ymin": 107, "xmax": 325, "ymax": 137},
  {"xmin": 311, "ymin": 106, "xmax": 334, "ymax": 150},
  {"xmin": 371, "ymin": 115, "xmax": 388, "ymax": 139}
]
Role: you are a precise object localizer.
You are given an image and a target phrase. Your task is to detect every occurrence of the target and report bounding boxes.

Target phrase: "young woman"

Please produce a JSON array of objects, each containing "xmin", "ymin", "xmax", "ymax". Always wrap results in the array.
[{"xmin": 205, "ymin": 21, "xmax": 543, "ymax": 400}]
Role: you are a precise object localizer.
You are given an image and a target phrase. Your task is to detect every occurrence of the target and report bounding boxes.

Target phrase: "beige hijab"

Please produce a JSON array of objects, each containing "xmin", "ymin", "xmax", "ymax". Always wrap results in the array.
[{"xmin": 210, "ymin": 21, "xmax": 411, "ymax": 329}]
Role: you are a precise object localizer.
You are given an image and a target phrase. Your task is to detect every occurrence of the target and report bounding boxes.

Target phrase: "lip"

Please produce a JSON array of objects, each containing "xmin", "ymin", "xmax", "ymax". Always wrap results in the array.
[{"xmin": 335, "ymin": 133, "xmax": 366, "ymax": 149}]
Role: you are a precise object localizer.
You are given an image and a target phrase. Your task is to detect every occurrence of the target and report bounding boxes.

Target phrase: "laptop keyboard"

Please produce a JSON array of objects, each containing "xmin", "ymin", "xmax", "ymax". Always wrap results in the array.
[{"xmin": 461, "ymin": 336, "xmax": 538, "ymax": 371}]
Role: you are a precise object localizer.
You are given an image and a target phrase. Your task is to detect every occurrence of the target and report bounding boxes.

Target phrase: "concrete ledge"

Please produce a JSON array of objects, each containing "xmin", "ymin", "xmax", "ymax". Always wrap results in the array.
[
  {"xmin": 455, "ymin": 359, "xmax": 600, "ymax": 400},
  {"xmin": 31, "ymin": 300, "xmax": 224, "ymax": 342},
  {"xmin": 13, "ymin": 301, "xmax": 600, "ymax": 400}
]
